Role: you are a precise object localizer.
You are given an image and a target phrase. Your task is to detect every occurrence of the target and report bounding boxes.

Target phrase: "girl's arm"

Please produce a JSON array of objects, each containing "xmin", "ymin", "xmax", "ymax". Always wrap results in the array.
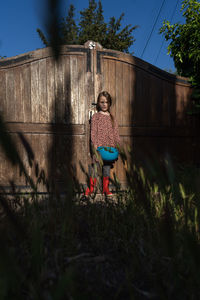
[{"xmin": 91, "ymin": 114, "xmax": 98, "ymax": 149}]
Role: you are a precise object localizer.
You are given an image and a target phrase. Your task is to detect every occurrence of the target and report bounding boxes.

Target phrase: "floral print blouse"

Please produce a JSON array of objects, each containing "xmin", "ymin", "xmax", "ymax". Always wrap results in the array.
[{"xmin": 91, "ymin": 112, "xmax": 120, "ymax": 148}]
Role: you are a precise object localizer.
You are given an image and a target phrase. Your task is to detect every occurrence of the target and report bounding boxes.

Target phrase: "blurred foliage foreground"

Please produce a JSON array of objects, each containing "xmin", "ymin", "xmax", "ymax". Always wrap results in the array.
[{"xmin": 0, "ymin": 115, "xmax": 200, "ymax": 299}]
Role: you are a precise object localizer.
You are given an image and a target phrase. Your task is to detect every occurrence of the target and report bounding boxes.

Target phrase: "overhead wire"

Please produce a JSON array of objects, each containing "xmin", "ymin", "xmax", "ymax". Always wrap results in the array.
[
  {"xmin": 141, "ymin": 0, "xmax": 166, "ymax": 59},
  {"xmin": 154, "ymin": 0, "xmax": 180, "ymax": 66}
]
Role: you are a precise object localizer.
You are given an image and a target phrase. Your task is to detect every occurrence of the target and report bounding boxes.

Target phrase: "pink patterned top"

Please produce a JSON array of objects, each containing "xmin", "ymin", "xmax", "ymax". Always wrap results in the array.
[{"xmin": 91, "ymin": 112, "xmax": 120, "ymax": 148}]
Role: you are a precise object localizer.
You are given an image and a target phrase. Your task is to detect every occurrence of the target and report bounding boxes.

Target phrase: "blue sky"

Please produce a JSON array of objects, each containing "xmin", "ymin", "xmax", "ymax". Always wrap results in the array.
[{"xmin": 0, "ymin": 0, "xmax": 184, "ymax": 72}]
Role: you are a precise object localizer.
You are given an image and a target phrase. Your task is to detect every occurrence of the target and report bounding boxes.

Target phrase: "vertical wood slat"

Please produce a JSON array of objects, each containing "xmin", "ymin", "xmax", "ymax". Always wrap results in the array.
[
  {"xmin": 84, "ymin": 53, "xmax": 94, "ymax": 176},
  {"xmin": 168, "ymin": 82, "xmax": 176, "ymax": 127},
  {"xmin": 149, "ymin": 76, "xmax": 163, "ymax": 126},
  {"xmin": 108, "ymin": 60, "xmax": 116, "ymax": 118},
  {"xmin": 21, "ymin": 133, "xmax": 32, "ymax": 180},
  {"xmin": 94, "ymin": 49, "xmax": 103, "ymax": 104},
  {"xmin": 22, "ymin": 65, "xmax": 32, "ymax": 123},
  {"xmin": 0, "ymin": 144, "xmax": 7, "ymax": 184},
  {"xmin": 115, "ymin": 61, "xmax": 123, "ymax": 126},
  {"xmin": 63, "ymin": 56, "xmax": 71, "ymax": 124},
  {"xmin": 181, "ymin": 86, "xmax": 190, "ymax": 128},
  {"xmin": 162, "ymin": 81, "xmax": 170, "ymax": 127},
  {"xmin": 70, "ymin": 56, "xmax": 78, "ymax": 124},
  {"xmin": 8, "ymin": 133, "xmax": 19, "ymax": 184},
  {"xmin": 46, "ymin": 57, "xmax": 55, "ymax": 123},
  {"xmin": 61, "ymin": 56, "xmax": 68, "ymax": 124},
  {"xmin": 0, "ymin": 68, "xmax": 5, "ymax": 180},
  {"xmin": 6, "ymin": 69, "xmax": 15, "ymax": 122},
  {"xmin": 102, "ymin": 58, "xmax": 109, "ymax": 92},
  {"xmin": 38, "ymin": 59, "xmax": 47, "ymax": 123},
  {"xmin": 31, "ymin": 61, "xmax": 40, "ymax": 123},
  {"xmin": 78, "ymin": 57, "xmax": 86, "ymax": 125},
  {"xmin": 55, "ymin": 58, "xmax": 64, "ymax": 123},
  {"xmin": 129, "ymin": 64, "xmax": 135, "ymax": 126},
  {"xmin": 122, "ymin": 63, "xmax": 130, "ymax": 126},
  {"xmin": 0, "ymin": 70, "xmax": 6, "ymax": 116},
  {"xmin": 175, "ymin": 85, "xmax": 192, "ymax": 127},
  {"xmin": 14, "ymin": 66, "xmax": 23, "ymax": 122},
  {"xmin": 134, "ymin": 69, "xmax": 144, "ymax": 126}
]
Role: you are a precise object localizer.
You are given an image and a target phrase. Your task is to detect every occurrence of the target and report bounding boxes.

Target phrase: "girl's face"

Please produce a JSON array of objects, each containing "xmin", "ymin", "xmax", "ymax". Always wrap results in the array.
[{"xmin": 99, "ymin": 96, "xmax": 109, "ymax": 112}]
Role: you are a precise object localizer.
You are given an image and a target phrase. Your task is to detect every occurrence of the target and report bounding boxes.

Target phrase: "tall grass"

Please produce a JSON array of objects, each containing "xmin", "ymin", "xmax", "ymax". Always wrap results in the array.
[{"xmin": 0, "ymin": 132, "xmax": 200, "ymax": 298}]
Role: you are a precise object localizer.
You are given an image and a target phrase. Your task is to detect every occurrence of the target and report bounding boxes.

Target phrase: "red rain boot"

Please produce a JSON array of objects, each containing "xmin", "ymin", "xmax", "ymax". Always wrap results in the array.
[
  {"xmin": 103, "ymin": 176, "xmax": 112, "ymax": 197},
  {"xmin": 90, "ymin": 177, "xmax": 97, "ymax": 194},
  {"xmin": 84, "ymin": 177, "xmax": 97, "ymax": 196}
]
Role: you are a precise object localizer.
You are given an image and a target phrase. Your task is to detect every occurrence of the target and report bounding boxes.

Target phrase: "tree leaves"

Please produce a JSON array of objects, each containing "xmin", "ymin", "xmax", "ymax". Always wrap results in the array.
[
  {"xmin": 160, "ymin": 0, "xmax": 200, "ymax": 114},
  {"xmin": 160, "ymin": 0, "xmax": 200, "ymax": 78}
]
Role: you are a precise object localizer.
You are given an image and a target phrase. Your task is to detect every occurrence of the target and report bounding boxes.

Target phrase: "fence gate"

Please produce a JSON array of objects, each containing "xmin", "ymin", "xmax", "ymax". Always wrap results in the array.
[
  {"xmin": 0, "ymin": 41, "xmax": 198, "ymax": 193},
  {"xmin": 0, "ymin": 43, "xmax": 94, "ymax": 193}
]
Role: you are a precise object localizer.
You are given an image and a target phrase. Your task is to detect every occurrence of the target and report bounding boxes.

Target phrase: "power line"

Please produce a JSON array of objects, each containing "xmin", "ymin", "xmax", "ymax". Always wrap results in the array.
[
  {"xmin": 141, "ymin": 0, "xmax": 166, "ymax": 59},
  {"xmin": 154, "ymin": 0, "xmax": 180, "ymax": 66}
]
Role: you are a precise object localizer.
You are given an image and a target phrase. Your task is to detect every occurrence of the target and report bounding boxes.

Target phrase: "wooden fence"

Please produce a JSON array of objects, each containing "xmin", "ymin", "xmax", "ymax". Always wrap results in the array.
[{"xmin": 0, "ymin": 41, "xmax": 199, "ymax": 192}]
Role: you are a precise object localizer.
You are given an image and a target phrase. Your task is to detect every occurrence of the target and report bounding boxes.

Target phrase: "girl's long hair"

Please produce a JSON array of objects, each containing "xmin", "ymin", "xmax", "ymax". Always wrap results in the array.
[{"xmin": 96, "ymin": 91, "xmax": 115, "ymax": 127}]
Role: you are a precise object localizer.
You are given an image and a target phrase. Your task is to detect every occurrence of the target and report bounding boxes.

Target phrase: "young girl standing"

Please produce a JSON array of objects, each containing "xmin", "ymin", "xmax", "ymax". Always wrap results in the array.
[{"xmin": 84, "ymin": 91, "xmax": 120, "ymax": 197}]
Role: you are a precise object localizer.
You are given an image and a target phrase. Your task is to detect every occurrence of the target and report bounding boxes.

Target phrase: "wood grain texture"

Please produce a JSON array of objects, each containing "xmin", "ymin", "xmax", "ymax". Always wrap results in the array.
[
  {"xmin": 31, "ymin": 61, "xmax": 40, "ymax": 123},
  {"xmin": 6, "ymin": 69, "xmax": 15, "ymax": 122},
  {"xmin": 0, "ymin": 70, "xmax": 6, "ymax": 116},
  {"xmin": 38, "ymin": 59, "xmax": 47, "ymax": 123},
  {"xmin": 46, "ymin": 57, "xmax": 55, "ymax": 123},
  {"xmin": 22, "ymin": 64, "xmax": 32, "ymax": 123}
]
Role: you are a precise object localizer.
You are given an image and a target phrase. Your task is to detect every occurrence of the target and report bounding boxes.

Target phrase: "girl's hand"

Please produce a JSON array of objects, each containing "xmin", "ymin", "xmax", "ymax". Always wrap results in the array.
[
  {"xmin": 116, "ymin": 143, "xmax": 121, "ymax": 152},
  {"xmin": 92, "ymin": 145, "xmax": 103, "ymax": 166},
  {"xmin": 91, "ymin": 144, "xmax": 97, "ymax": 154}
]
